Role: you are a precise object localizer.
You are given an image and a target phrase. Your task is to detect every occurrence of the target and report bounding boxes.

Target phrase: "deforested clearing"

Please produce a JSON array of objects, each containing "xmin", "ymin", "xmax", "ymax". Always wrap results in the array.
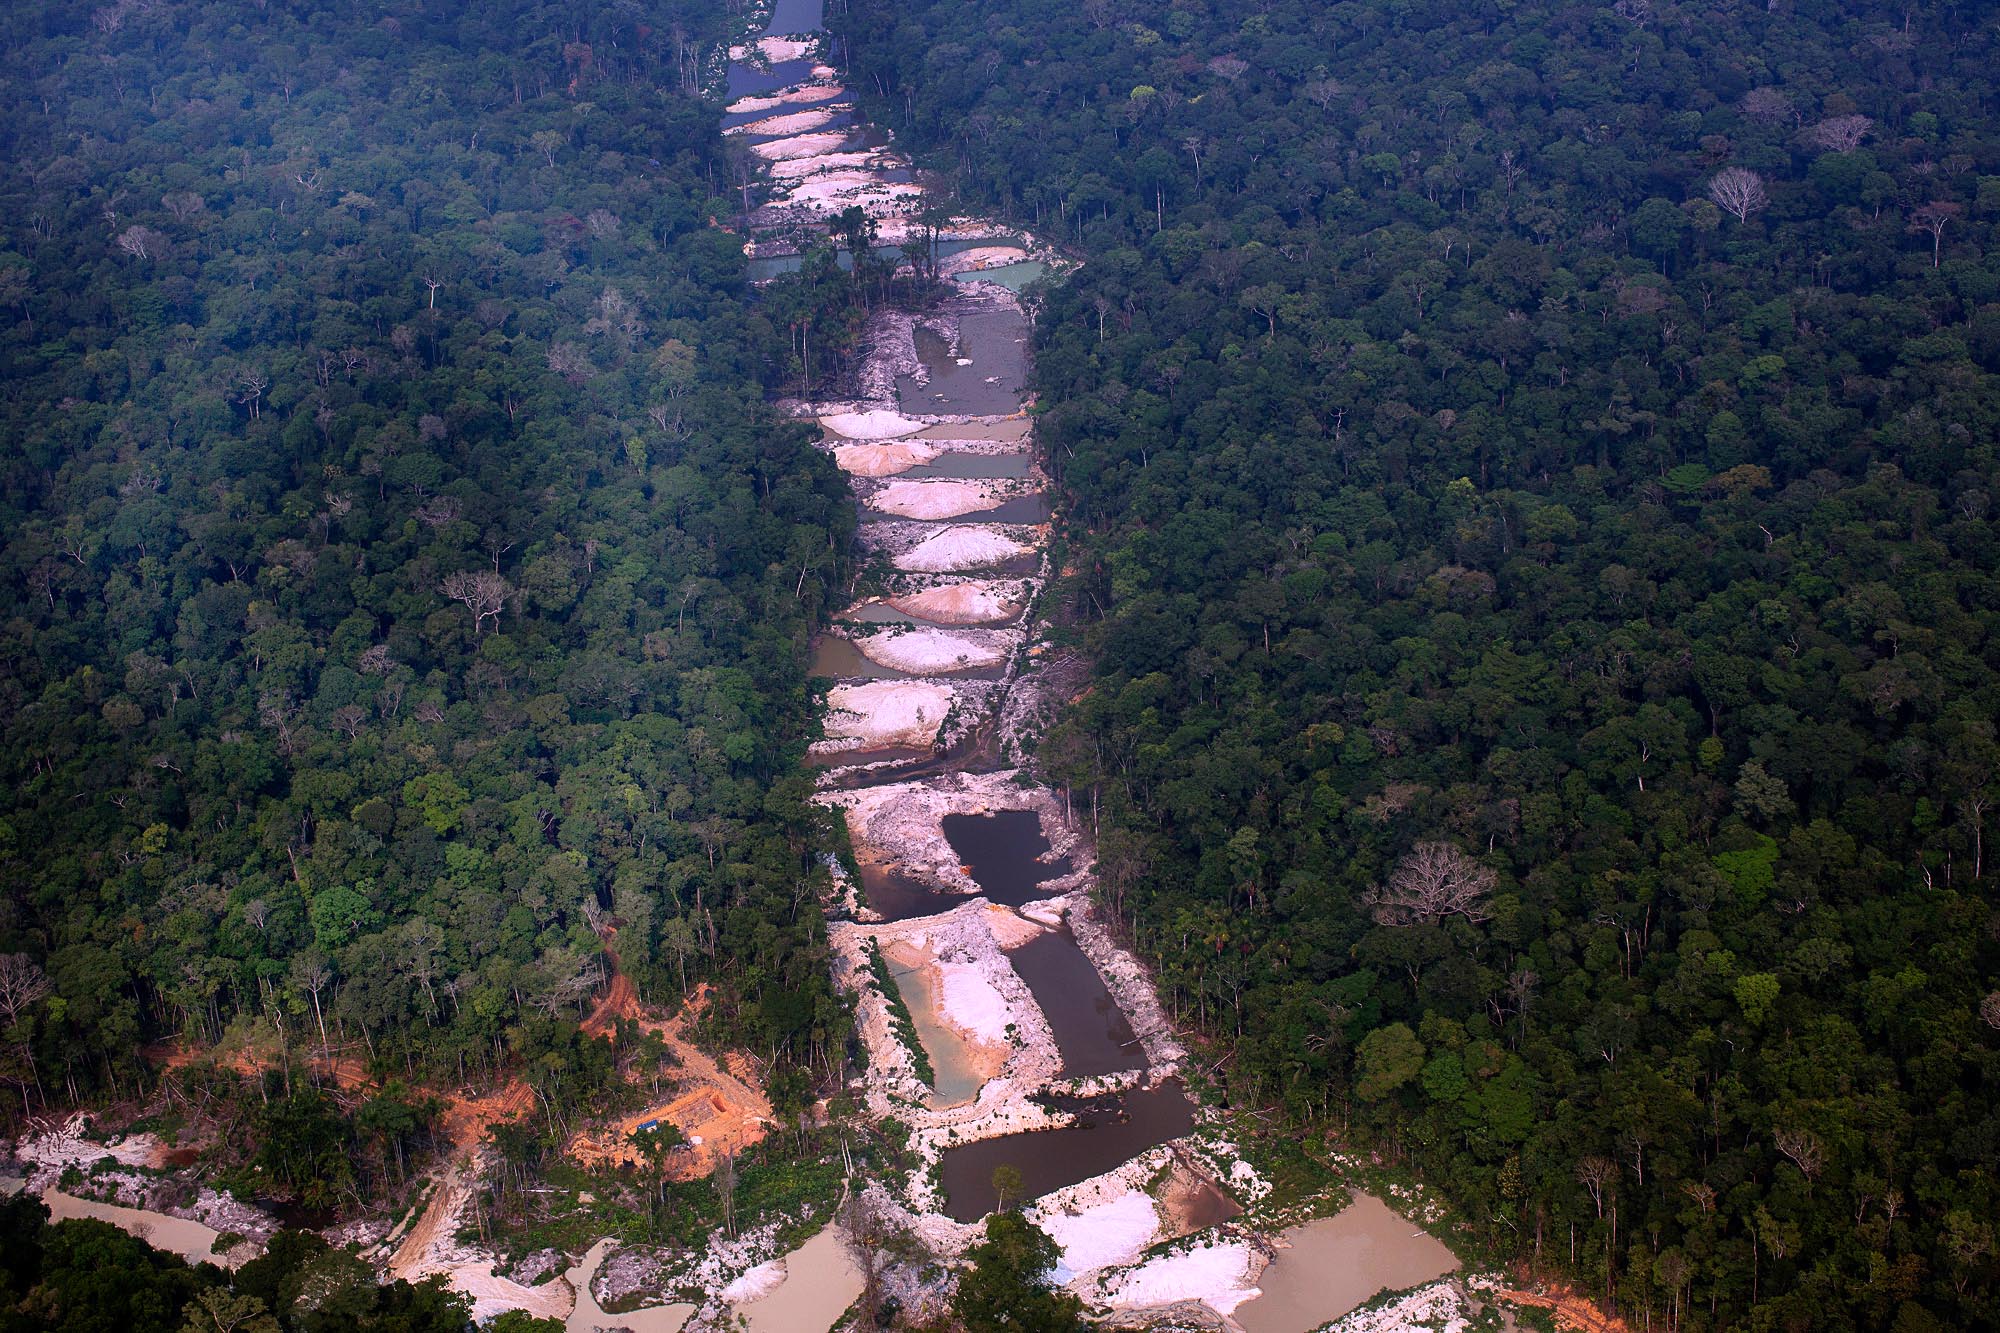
[
  {"xmin": 822, "ymin": 408, "xmax": 927, "ymax": 438},
  {"xmin": 822, "ymin": 680, "xmax": 953, "ymax": 748},
  {"xmin": 869, "ymin": 479, "xmax": 1007, "ymax": 519},
  {"xmin": 855, "ymin": 628, "xmax": 1007, "ymax": 675},
  {"xmin": 894, "ymin": 527, "xmax": 1032, "ymax": 573},
  {"xmin": 890, "ymin": 580, "xmax": 1024, "ymax": 625},
  {"xmin": 831, "ymin": 441, "xmax": 940, "ymax": 476}
]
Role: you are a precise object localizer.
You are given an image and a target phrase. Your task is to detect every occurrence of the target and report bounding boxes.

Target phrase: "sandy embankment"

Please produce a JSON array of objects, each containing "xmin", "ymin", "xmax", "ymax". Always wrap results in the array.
[
  {"xmin": 819, "ymin": 679, "xmax": 954, "ymax": 750},
  {"xmin": 888, "ymin": 579, "xmax": 1026, "ymax": 625},
  {"xmin": 726, "ymin": 84, "xmax": 845, "ymax": 116},
  {"xmin": 822, "ymin": 408, "xmax": 927, "ymax": 439},
  {"xmin": 749, "ymin": 130, "xmax": 852, "ymax": 162},
  {"xmin": 726, "ymin": 107, "xmax": 844, "ymax": 138},
  {"xmin": 865, "ymin": 479, "xmax": 1011, "ymax": 520},
  {"xmin": 894, "ymin": 526, "xmax": 1035, "ymax": 573},
  {"xmin": 830, "ymin": 440, "xmax": 940, "ymax": 476},
  {"xmin": 852, "ymin": 626, "xmax": 1010, "ymax": 675}
]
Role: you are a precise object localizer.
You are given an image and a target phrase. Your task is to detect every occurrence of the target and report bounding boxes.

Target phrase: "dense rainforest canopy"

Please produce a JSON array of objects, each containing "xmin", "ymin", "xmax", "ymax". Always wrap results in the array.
[
  {"xmin": 0, "ymin": 0, "xmax": 856, "ymax": 1201},
  {"xmin": 835, "ymin": 0, "xmax": 2000, "ymax": 1326}
]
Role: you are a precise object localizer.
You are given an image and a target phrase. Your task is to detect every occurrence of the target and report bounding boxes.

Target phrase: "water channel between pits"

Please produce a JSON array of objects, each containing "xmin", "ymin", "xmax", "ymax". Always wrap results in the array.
[{"xmin": 937, "ymin": 1081, "xmax": 1196, "ymax": 1222}]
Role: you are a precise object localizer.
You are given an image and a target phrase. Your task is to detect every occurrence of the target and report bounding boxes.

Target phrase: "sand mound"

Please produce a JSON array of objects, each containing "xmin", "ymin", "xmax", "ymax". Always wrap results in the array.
[
  {"xmin": 890, "ymin": 581, "xmax": 1023, "ymax": 625},
  {"xmin": 1038, "ymin": 1189, "xmax": 1161, "ymax": 1274},
  {"xmin": 1106, "ymin": 1241, "xmax": 1262, "ymax": 1316},
  {"xmin": 823, "ymin": 409, "xmax": 926, "ymax": 439},
  {"xmin": 750, "ymin": 131, "xmax": 851, "ymax": 161},
  {"xmin": 823, "ymin": 681, "xmax": 952, "ymax": 749},
  {"xmin": 730, "ymin": 85, "xmax": 844, "ymax": 116},
  {"xmin": 832, "ymin": 442, "xmax": 940, "ymax": 477},
  {"xmin": 770, "ymin": 150, "xmax": 879, "ymax": 179},
  {"xmin": 869, "ymin": 480, "xmax": 1005, "ymax": 520},
  {"xmin": 756, "ymin": 35, "xmax": 816, "ymax": 61},
  {"xmin": 727, "ymin": 108, "xmax": 840, "ymax": 138},
  {"xmin": 895, "ymin": 527, "xmax": 1032, "ymax": 573},
  {"xmin": 855, "ymin": 628, "xmax": 1007, "ymax": 675}
]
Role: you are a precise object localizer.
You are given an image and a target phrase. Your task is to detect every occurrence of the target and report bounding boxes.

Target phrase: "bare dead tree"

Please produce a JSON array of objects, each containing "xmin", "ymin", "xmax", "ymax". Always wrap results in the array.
[
  {"xmin": 1908, "ymin": 201, "xmax": 1960, "ymax": 268},
  {"xmin": 1706, "ymin": 167, "xmax": 1769, "ymax": 224},
  {"xmin": 1576, "ymin": 1154, "xmax": 1617, "ymax": 1218},
  {"xmin": 1365, "ymin": 841, "xmax": 1497, "ymax": 926},
  {"xmin": 236, "ymin": 368, "xmax": 269, "ymax": 420},
  {"xmin": 1799, "ymin": 114, "xmax": 1872, "ymax": 152},
  {"xmin": 114, "ymin": 225, "xmax": 166, "ymax": 260},
  {"xmin": 161, "ymin": 191, "xmax": 205, "ymax": 223},
  {"xmin": 1774, "ymin": 1127, "xmax": 1826, "ymax": 1192},
  {"xmin": 440, "ymin": 569, "xmax": 510, "ymax": 635},
  {"xmin": 1740, "ymin": 87, "xmax": 1792, "ymax": 125}
]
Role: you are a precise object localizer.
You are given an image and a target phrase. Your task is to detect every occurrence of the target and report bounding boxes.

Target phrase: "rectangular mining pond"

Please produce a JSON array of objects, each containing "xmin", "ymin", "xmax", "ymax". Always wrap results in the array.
[
  {"xmin": 1006, "ymin": 927, "xmax": 1144, "ymax": 1078},
  {"xmin": 938, "ymin": 1080, "xmax": 1194, "ymax": 1221},
  {"xmin": 941, "ymin": 809, "xmax": 1071, "ymax": 905}
]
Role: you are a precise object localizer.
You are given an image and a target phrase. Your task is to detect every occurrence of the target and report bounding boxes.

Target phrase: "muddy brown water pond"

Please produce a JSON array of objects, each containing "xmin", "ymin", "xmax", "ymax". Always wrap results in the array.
[
  {"xmin": 1006, "ymin": 928, "xmax": 1143, "ymax": 1078},
  {"xmin": 804, "ymin": 744, "xmax": 935, "ymax": 770},
  {"xmin": 888, "ymin": 958, "xmax": 989, "ymax": 1107},
  {"xmin": 857, "ymin": 861, "xmax": 972, "ymax": 922},
  {"xmin": 939, "ymin": 1081, "xmax": 1194, "ymax": 1221},
  {"xmin": 838, "ymin": 601, "xmax": 927, "ymax": 626},
  {"xmin": 940, "ymin": 810, "xmax": 1070, "ymax": 905},
  {"xmin": 900, "ymin": 451, "xmax": 1035, "ymax": 480},
  {"xmin": 858, "ymin": 493, "xmax": 1048, "ymax": 527},
  {"xmin": 951, "ymin": 260, "xmax": 1049, "ymax": 292},
  {"xmin": 809, "ymin": 635, "xmax": 909, "ymax": 681},
  {"xmin": 897, "ymin": 313, "xmax": 1030, "ymax": 417},
  {"xmin": 1232, "ymin": 1193, "xmax": 1460, "ymax": 1333},
  {"xmin": 914, "ymin": 419, "xmax": 1032, "ymax": 443}
]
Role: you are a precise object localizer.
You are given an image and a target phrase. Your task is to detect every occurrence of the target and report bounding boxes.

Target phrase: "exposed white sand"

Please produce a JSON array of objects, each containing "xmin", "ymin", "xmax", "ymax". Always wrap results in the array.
[
  {"xmin": 1324, "ymin": 1279, "xmax": 1476, "ymax": 1333},
  {"xmin": 823, "ymin": 409, "xmax": 926, "ymax": 439},
  {"xmin": 1107, "ymin": 1241, "xmax": 1263, "ymax": 1316},
  {"xmin": 890, "ymin": 580, "xmax": 1024, "ymax": 625},
  {"xmin": 727, "ymin": 85, "xmax": 845, "ymax": 115},
  {"xmin": 770, "ymin": 151, "xmax": 883, "ymax": 179},
  {"xmin": 727, "ymin": 107, "xmax": 841, "ymax": 138},
  {"xmin": 1036, "ymin": 1189, "xmax": 1160, "ymax": 1273},
  {"xmin": 935, "ymin": 959, "xmax": 1012, "ymax": 1044},
  {"xmin": 895, "ymin": 527, "xmax": 1033, "ymax": 573},
  {"xmin": 854, "ymin": 627, "xmax": 1007, "ymax": 675},
  {"xmin": 756, "ymin": 35, "xmax": 816, "ymax": 61},
  {"xmin": 822, "ymin": 680, "xmax": 953, "ymax": 749},
  {"xmin": 869, "ymin": 480, "xmax": 1007, "ymax": 520},
  {"xmin": 750, "ymin": 131, "xmax": 852, "ymax": 161},
  {"xmin": 832, "ymin": 441, "xmax": 940, "ymax": 476},
  {"xmin": 720, "ymin": 1259, "xmax": 785, "ymax": 1304}
]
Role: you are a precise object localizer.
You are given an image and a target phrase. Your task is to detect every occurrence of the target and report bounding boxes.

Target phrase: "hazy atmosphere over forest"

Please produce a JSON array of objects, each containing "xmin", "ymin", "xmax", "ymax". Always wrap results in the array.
[{"xmin": 3, "ymin": 0, "xmax": 2000, "ymax": 1330}]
